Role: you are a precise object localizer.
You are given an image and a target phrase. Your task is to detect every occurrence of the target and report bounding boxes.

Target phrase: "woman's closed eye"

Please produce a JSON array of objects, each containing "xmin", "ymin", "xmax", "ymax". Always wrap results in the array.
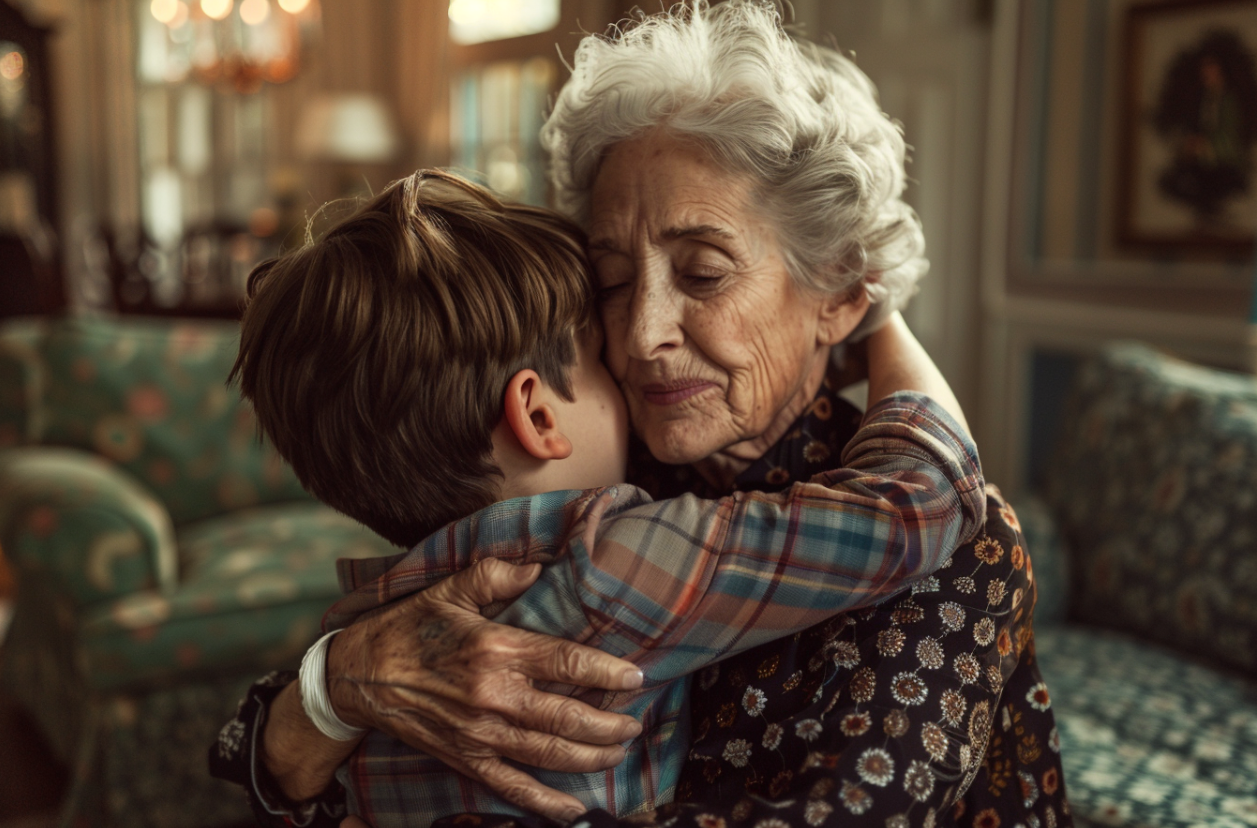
[
  {"xmin": 592, "ymin": 256, "xmax": 633, "ymax": 302},
  {"xmin": 597, "ymin": 281, "xmax": 632, "ymax": 303},
  {"xmin": 680, "ymin": 266, "xmax": 729, "ymax": 294}
]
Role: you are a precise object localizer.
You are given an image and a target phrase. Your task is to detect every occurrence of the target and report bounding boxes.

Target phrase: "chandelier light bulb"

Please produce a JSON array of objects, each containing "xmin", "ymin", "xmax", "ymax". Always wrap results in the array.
[
  {"xmin": 239, "ymin": 0, "xmax": 270, "ymax": 25},
  {"xmin": 447, "ymin": 0, "xmax": 482, "ymax": 26},
  {"xmin": 277, "ymin": 0, "xmax": 309, "ymax": 13},
  {"xmin": 201, "ymin": 0, "xmax": 233, "ymax": 21},
  {"xmin": 151, "ymin": 0, "xmax": 179, "ymax": 23},
  {"xmin": 169, "ymin": 0, "xmax": 190, "ymax": 27},
  {"xmin": 0, "ymin": 51, "xmax": 23, "ymax": 81}
]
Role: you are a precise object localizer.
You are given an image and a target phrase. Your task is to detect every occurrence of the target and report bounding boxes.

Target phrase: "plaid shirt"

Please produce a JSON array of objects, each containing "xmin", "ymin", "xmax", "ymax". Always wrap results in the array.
[{"xmin": 323, "ymin": 391, "xmax": 985, "ymax": 828}]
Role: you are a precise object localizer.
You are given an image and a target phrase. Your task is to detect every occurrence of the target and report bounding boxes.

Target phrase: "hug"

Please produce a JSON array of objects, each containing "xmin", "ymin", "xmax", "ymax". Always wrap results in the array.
[{"xmin": 209, "ymin": 3, "xmax": 1068, "ymax": 828}]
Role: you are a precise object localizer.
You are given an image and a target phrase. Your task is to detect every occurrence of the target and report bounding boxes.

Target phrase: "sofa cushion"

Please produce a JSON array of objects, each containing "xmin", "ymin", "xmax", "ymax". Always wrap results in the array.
[
  {"xmin": 0, "ymin": 317, "xmax": 45, "ymax": 449},
  {"xmin": 1045, "ymin": 344, "xmax": 1257, "ymax": 675},
  {"xmin": 78, "ymin": 502, "xmax": 396, "ymax": 691},
  {"xmin": 1015, "ymin": 496, "xmax": 1070, "ymax": 628},
  {"xmin": 1035, "ymin": 626, "xmax": 1257, "ymax": 828},
  {"xmin": 31, "ymin": 316, "xmax": 310, "ymax": 525}
]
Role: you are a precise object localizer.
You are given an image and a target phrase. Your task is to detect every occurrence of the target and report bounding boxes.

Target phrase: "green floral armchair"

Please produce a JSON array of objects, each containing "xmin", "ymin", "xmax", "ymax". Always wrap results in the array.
[{"xmin": 0, "ymin": 316, "xmax": 397, "ymax": 827}]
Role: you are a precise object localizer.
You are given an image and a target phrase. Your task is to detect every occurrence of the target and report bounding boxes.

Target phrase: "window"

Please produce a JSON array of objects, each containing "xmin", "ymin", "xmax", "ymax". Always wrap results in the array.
[
  {"xmin": 451, "ymin": 58, "xmax": 555, "ymax": 205},
  {"xmin": 133, "ymin": 0, "xmax": 315, "ymax": 308},
  {"xmin": 448, "ymin": 0, "xmax": 560, "ymax": 46},
  {"xmin": 446, "ymin": 0, "xmax": 605, "ymax": 207}
]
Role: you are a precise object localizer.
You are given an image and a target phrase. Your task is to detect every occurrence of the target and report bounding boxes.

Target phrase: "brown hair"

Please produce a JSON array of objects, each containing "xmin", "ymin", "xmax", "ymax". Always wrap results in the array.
[{"xmin": 231, "ymin": 170, "xmax": 595, "ymax": 547}]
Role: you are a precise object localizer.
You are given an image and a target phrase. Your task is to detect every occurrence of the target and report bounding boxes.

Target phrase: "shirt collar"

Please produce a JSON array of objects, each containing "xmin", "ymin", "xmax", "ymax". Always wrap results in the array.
[{"xmin": 330, "ymin": 488, "xmax": 596, "ymax": 613}]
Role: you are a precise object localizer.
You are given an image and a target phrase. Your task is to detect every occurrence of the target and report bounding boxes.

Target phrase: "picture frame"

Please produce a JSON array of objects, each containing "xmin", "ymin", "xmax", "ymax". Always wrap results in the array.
[
  {"xmin": 1002, "ymin": 0, "xmax": 1256, "ymax": 317},
  {"xmin": 1116, "ymin": 0, "xmax": 1257, "ymax": 254},
  {"xmin": 981, "ymin": 1, "xmax": 1257, "ymax": 497}
]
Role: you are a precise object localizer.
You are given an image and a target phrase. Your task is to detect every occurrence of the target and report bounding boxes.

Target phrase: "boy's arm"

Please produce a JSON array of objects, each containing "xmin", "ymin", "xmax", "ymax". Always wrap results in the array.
[
  {"xmin": 866, "ymin": 312, "xmax": 969, "ymax": 434},
  {"xmin": 504, "ymin": 393, "xmax": 981, "ymax": 680},
  {"xmin": 499, "ymin": 315, "xmax": 985, "ymax": 680}
]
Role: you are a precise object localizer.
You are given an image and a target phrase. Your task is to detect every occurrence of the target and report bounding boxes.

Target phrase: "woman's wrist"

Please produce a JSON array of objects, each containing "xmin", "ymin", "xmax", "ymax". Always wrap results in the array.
[
  {"xmin": 324, "ymin": 622, "xmax": 373, "ymax": 730},
  {"xmin": 262, "ymin": 681, "xmax": 364, "ymax": 802},
  {"xmin": 301, "ymin": 631, "xmax": 368, "ymax": 741}
]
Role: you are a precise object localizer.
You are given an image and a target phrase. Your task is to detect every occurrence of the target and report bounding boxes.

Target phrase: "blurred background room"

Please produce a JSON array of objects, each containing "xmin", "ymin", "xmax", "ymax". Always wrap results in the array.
[{"xmin": 0, "ymin": 1, "xmax": 1255, "ymax": 826}]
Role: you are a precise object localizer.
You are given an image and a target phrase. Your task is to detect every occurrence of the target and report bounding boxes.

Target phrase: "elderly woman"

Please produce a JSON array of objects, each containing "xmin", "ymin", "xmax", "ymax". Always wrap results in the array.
[{"xmin": 214, "ymin": 3, "xmax": 1068, "ymax": 828}]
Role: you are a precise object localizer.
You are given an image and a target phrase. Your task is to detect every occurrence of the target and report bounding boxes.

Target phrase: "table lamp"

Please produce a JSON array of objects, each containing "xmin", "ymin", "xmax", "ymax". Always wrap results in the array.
[{"xmin": 295, "ymin": 93, "xmax": 401, "ymax": 197}]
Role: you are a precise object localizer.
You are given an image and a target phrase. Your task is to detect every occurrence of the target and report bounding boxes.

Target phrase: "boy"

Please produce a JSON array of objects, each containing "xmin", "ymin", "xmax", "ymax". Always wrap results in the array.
[{"xmin": 228, "ymin": 170, "xmax": 984, "ymax": 827}]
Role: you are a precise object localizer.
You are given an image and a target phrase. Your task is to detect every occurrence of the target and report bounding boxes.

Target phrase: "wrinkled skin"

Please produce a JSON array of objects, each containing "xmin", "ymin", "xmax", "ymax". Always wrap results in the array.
[
  {"xmin": 588, "ymin": 131, "xmax": 868, "ymax": 489},
  {"xmin": 326, "ymin": 559, "xmax": 644, "ymax": 820}
]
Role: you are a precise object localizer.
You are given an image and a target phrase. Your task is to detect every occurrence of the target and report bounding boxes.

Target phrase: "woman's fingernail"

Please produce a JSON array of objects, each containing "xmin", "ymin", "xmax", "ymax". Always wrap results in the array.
[
  {"xmin": 515, "ymin": 562, "xmax": 542, "ymax": 583},
  {"xmin": 620, "ymin": 668, "xmax": 644, "ymax": 689}
]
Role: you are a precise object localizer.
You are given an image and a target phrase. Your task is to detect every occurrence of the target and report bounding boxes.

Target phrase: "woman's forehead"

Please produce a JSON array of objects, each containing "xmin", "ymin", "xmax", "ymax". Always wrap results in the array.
[{"xmin": 589, "ymin": 137, "xmax": 756, "ymax": 241}]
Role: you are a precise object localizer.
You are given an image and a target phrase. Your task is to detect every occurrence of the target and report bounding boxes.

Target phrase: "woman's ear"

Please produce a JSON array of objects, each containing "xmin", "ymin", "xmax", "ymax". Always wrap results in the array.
[
  {"xmin": 502, "ymin": 370, "xmax": 574, "ymax": 461},
  {"xmin": 816, "ymin": 281, "xmax": 872, "ymax": 346}
]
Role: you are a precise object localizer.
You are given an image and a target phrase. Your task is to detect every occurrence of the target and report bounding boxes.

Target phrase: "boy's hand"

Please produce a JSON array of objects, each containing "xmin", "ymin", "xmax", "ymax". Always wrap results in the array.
[{"xmin": 327, "ymin": 558, "xmax": 642, "ymax": 821}]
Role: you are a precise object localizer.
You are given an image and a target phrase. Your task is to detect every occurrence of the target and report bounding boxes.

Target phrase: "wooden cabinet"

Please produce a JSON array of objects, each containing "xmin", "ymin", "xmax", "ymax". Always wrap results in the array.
[{"xmin": 0, "ymin": 0, "xmax": 63, "ymax": 319}]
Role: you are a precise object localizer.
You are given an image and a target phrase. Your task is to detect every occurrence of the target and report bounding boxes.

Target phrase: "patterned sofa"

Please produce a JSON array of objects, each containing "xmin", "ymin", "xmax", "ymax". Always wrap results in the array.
[
  {"xmin": 0, "ymin": 316, "xmax": 397, "ymax": 827},
  {"xmin": 1023, "ymin": 343, "xmax": 1257, "ymax": 828}
]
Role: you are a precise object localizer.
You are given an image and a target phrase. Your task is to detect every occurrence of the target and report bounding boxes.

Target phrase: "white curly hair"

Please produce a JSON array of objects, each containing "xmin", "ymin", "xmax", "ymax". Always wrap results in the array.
[{"xmin": 541, "ymin": 0, "xmax": 927, "ymax": 339}]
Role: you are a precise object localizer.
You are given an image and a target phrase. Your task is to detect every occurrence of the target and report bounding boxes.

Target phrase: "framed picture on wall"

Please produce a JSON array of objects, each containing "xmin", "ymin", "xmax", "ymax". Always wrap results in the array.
[{"xmin": 1117, "ymin": 0, "xmax": 1257, "ymax": 254}]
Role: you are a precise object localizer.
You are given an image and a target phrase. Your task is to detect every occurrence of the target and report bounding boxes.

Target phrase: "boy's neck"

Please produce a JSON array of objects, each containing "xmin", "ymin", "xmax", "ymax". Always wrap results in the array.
[
  {"xmin": 490, "ymin": 422, "xmax": 614, "ymax": 503},
  {"xmin": 494, "ymin": 466, "xmax": 595, "ymax": 504}
]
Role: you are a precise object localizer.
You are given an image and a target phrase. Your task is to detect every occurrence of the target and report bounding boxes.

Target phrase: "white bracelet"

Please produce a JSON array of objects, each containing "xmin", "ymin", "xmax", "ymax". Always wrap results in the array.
[{"xmin": 299, "ymin": 629, "xmax": 367, "ymax": 742}]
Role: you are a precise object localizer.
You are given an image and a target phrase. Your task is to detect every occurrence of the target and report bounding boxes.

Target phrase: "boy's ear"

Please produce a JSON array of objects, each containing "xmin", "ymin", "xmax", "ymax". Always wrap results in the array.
[
  {"xmin": 816, "ymin": 281, "xmax": 872, "ymax": 346},
  {"xmin": 502, "ymin": 370, "xmax": 574, "ymax": 461}
]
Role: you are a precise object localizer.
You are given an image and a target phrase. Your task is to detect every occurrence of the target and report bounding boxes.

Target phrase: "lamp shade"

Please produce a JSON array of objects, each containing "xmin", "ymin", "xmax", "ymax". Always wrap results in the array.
[{"xmin": 295, "ymin": 94, "xmax": 400, "ymax": 163}]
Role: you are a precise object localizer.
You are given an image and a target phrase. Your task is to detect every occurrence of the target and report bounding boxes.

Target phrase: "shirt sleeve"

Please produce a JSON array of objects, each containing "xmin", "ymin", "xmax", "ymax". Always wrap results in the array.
[
  {"xmin": 494, "ymin": 390, "xmax": 985, "ymax": 683},
  {"xmin": 434, "ymin": 489, "xmax": 1065, "ymax": 828},
  {"xmin": 208, "ymin": 671, "xmax": 348, "ymax": 828}
]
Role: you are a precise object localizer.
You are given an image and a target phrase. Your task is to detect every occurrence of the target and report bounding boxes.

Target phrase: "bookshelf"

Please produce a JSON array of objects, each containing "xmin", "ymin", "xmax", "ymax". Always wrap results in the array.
[{"xmin": 445, "ymin": 0, "xmax": 617, "ymax": 206}]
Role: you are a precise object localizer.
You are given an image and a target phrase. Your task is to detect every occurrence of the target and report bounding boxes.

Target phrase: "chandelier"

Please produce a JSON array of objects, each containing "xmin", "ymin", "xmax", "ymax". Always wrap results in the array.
[{"xmin": 147, "ymin": 0, "xmax": 320, "ymax": 94}]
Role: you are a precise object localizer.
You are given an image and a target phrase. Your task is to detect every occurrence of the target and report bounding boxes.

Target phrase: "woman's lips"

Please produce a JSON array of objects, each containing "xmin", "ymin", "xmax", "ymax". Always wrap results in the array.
[{"xmin": 639, "ymin": 381, "xmax": 718, "ymax": 406}]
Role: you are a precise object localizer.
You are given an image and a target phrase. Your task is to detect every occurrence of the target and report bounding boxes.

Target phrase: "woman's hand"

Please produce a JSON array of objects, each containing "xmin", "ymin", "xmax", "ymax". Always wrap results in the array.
[{"xmin": 326, "ymin": 558, "xmax": 643, "ymax": 821}]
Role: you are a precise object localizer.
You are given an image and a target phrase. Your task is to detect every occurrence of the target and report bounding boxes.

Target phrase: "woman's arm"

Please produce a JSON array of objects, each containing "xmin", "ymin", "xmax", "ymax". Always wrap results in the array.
[
  {"xmin": 260, "ymin": 681, "xmax": 361, "ymax": 803},
  {"xmin": 323, "ymin": 559, "xmax": 644, "ymax": 819},
  {"xmin": 213, "ymin": 561, "xmax": 645, "ymax": 824}
]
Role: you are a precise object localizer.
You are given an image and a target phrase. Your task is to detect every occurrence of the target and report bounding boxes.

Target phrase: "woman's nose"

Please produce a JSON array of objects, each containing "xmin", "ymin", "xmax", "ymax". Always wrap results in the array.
[{"xmin": 624, "ymin": 270, "xmax": 684, "ymax": 362}]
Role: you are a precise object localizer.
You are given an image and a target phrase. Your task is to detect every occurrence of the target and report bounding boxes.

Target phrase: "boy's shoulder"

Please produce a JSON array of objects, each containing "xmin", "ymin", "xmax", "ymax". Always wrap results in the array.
[{"xmin": 323, "ymin": 484, "xmax": 657, "ymax": 630}]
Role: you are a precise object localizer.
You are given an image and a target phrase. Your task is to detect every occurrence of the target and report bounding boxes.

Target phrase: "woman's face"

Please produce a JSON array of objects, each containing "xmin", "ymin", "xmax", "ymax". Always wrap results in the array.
[{"xmin": 589, "ymin": 131, "xmax": 866, "ymax": 467}]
